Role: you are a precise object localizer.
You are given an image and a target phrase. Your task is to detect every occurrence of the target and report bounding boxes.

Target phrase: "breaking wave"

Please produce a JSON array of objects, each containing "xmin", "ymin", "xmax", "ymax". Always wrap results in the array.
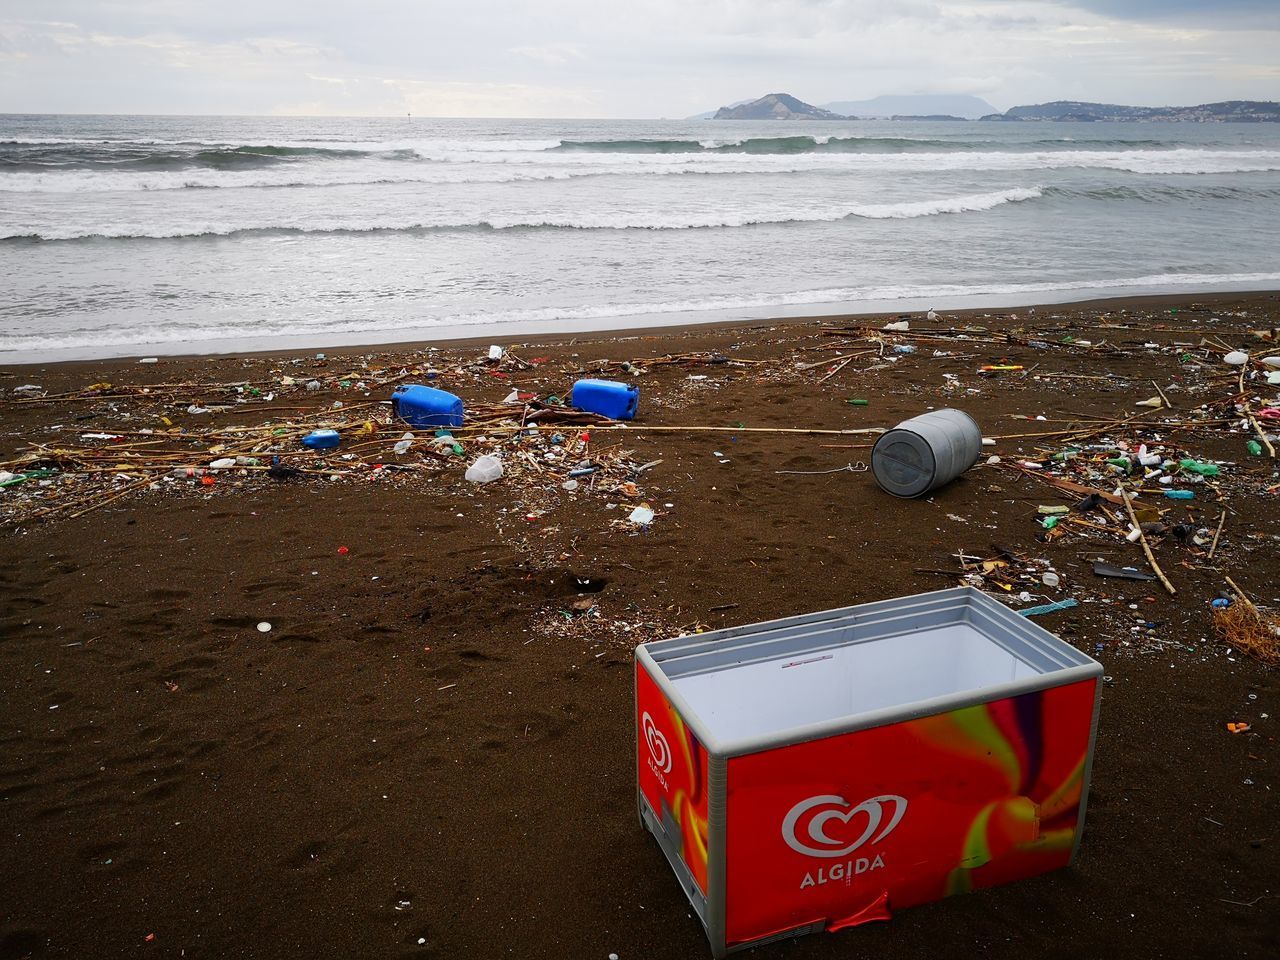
[
  {"xmin": 0, "ymin": 187, "xmax": 1044, "ymax": 241},
  {"xmin": 4, "ymin": 131, "xmax": 1280, "ymax": 194}
]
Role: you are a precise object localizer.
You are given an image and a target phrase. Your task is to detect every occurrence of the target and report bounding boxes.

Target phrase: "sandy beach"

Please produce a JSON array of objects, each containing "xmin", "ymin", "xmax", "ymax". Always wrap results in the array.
[{"xmin": 1, "ymin": 292, "xmax": 1278, "ymax": 960}]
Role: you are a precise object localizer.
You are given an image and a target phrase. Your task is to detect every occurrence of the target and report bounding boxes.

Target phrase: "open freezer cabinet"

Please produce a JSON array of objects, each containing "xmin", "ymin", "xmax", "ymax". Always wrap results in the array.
[{"xmin": 635, "ymin": 586, "xmax": 1102, "ymax": 957}]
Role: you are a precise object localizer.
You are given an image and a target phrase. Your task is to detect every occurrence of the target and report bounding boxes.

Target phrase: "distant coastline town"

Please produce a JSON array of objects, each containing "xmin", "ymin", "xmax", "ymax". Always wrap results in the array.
[{"xmin": 705, "ymin": 92, "xmax": 1280, "ymax": 122}]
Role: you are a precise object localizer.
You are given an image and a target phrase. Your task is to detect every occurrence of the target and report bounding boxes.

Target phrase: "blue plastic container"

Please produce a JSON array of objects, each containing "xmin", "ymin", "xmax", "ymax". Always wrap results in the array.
[
  {"xmin": 392, "ymin": 384, "xmax": 465, "ymax": 428},
  {"xmin": 570, "ymin": 379, "xmax": 639, "ymax": 421},
  {"xmin": 301, "ymin": 429, "xmax": 341, "ymax": 450}
]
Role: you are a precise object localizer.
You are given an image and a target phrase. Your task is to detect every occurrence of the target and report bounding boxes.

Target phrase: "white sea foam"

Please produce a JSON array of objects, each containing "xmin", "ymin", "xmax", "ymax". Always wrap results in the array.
[
  {"xmin": 7, "ymin": 271, "xmax": 1280, "ymax": 355},
  {"xmin": 3, "ymin": 147, "xmax": 1278, "ymax": 193},
  {"xmin": 0, "ymin": 187, "xmax": 1043, "ymax": 240}
]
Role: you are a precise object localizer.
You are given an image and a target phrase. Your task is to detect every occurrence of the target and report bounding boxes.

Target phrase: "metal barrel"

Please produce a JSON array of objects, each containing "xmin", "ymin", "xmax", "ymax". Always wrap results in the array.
[{"xmin": 872, "ymin": 408, "xmax": 982, "ymax": 498}]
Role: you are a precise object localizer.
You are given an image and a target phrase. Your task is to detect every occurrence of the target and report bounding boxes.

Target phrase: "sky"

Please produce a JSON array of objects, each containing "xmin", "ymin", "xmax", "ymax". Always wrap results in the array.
[{"xmin": 1, "ymin": 1, "xmax": 1277, "ymax": 117}]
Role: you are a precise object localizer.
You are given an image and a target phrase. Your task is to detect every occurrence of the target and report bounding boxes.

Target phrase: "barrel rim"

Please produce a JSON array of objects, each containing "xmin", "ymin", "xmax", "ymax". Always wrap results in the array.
[{"xmin": 872, "ymin": 427, "xmax": 939, "ymax": 498}]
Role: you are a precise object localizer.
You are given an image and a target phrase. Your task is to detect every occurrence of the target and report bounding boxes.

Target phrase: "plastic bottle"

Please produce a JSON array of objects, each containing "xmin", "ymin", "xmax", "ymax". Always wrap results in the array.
[
  {"xmin": 1246, "ymin": 440, "xmax": 1263, "ymax": 456},
  {"xmin": 464, "ymin": 455, "xmax": 503, "ymax": 483},
  {"xmin": 208, "ymin": 458, "xmax": 236, "ymax": 470},
  {"xmin": 1164, "ymin": 489, "xmax": 1195, "ymax": 500}
]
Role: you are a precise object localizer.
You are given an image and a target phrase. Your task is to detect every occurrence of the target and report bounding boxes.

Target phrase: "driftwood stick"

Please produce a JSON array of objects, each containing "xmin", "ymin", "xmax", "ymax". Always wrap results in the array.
[
  {"xmin": 1208, "ymin": 510, "xmax": 1228, "ymax": 560},
  {"xmin": 1247, "ymin": 411, "xmax": 1276, "ymax": 458},
  {"xmin": 1151, "ymin": 379, "xmax": 1173, "ymax": 408},
  {"xmin": 816, "ymin": 356, "xmax": 857, "ymax": 384},
  {"xmin": 1224, "ymin": 575, "xmax": 1259, "ymax": 616},
  {"xmin": 455, "ymin": 424, "xmax": 887, "ymax": 437},
  {"xmin": 67, "ymin": 476, "xmax": 158, "ymax": 519},
  {"xmin": 1121, "ymin": 490, "xmax": 1176, "ymax": 595}
]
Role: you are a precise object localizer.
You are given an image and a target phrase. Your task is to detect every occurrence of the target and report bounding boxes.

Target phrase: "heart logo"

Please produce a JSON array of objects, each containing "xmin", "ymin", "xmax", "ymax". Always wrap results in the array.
[{"xmin": 782, "ymin": 794, "xmax": 908, "ymax": 858}]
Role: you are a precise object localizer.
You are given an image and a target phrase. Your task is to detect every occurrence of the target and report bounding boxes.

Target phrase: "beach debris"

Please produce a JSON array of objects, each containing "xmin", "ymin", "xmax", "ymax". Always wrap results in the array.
[
  {"xmin": 257, "ymin": 621, "xmax": 272, "ymax": 633},
  {"xmin": 392, "ymin": 384, "xmax": 465, "ymax": 428},
  {"xmin": 464, "ymin": 454, "xmax": 504, "ymax": 483},
  {"xmin": 882, "ymin": 320, "xmax": 909, "ymax": 332},
  {"xmin": 302, "ymin": 429, "xmax": 341, "ymax": 450},
  {"xmin": 1226, "ymin": 722, "xmax": 1252, "ymax": 734},
  {"xmin": 570, "ymin": 378, "xmax": 639, "ymax": 421},
  {"xmin": 1018, "ymin": 599, "xmax": 1079, "ymax": 617},
  {"xmin": 627, "ymin": 503, "xmax": 655, "ymax": 526},
  {"xmin": 1214, "ymin": 577, "xmax": 1280, "ymax": 666},
  {"xmin": 1223, "ymin": 351, "xmax": 1249, "ymax": 365},
  {"xmin": 1093, "ymin": 562, "xmax": 1157, "ymax": 581}
]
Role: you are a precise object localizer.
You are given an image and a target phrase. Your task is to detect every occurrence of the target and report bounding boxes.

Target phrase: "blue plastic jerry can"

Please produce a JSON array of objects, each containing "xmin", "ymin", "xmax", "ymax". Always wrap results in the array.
[
  {"xmin": 302, "ymin": 429, "xmax": 341, "ymax": 450},
  {"xmin": 570, "ymin": 379, "xmax": 639, "ymax": 421},
  {"xmin": 392, "ymin": 384, "xmax": 465, "ymax": 428}
]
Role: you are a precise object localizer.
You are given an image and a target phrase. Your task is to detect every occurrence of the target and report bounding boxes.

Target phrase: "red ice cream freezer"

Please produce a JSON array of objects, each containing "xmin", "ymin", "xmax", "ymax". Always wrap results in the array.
[{"xmin": 635, "ymin": 586, "xmax": 1102, "ymax": 957}]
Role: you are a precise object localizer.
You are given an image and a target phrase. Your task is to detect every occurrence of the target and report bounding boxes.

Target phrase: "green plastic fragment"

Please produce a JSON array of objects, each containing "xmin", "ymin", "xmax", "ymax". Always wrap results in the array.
[{"xmin": 1178, "ymin": 458, "xmax": 1219, "ymax": 477}]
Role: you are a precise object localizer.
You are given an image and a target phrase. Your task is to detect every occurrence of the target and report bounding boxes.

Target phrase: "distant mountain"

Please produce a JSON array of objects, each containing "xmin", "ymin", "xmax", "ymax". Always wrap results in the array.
[
  {"xmin": 822, "ymin": 94, "xmax": 997, "ymax": 119},
  {"xmin": 712, "ymin": 93, "xmax": 844, "ymax": 120},
  {"xmin": 983, "ymin": 100, "xmax": 1280, "ymax": 122}
]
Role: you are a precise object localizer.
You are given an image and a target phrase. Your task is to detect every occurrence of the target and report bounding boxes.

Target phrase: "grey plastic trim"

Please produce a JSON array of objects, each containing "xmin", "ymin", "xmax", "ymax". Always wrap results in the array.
[
  {"xmin": 706, "ymin": 753, "xmax": 728, "ymax": 958},
  {"xmin": 639, "ymin": 794, "xmax": 709, "ymax": 927},
  {"xmin": 640, "ymin": 587, "xmax": 1100, "ymax": 758}
]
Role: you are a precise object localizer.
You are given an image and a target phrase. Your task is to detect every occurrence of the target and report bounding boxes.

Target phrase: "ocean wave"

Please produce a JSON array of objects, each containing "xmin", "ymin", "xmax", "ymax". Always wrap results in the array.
[
  {"xmin": 0, "ymin": 187, "xmax": 1043, "ymax": 241},
  {"xmin": 7, "ymin": 271, "xmax": 1280, "ymax": 356},
  {"xmin": 0, "ymin": 142, "xmax": 397, "ymax": 173},
  {"xmin": 4, "ymin": 145, "xmax": 1278, "ymax": 193},
  {"xmin": 548, "ymin": 135, "xmax": 1203, "ymax": 154}
]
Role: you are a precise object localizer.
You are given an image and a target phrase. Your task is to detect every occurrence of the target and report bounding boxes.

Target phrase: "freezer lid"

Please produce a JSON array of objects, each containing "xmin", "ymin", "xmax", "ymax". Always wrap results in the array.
[{"xmin": 640, "ymin": 587, "xmax": 1100, "ymax": 749}]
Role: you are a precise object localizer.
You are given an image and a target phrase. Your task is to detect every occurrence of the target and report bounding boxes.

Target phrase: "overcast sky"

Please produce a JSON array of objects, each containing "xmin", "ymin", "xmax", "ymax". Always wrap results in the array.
[{"xmin": 1, "ymin": 1, "xmax": 1277, "ymax": 117}]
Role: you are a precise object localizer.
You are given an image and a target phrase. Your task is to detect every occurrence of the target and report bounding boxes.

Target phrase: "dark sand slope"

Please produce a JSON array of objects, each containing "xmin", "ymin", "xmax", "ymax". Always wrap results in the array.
[{"xmin": 1, "ymin": 294, "xmax": 1278, "ymax": 959}]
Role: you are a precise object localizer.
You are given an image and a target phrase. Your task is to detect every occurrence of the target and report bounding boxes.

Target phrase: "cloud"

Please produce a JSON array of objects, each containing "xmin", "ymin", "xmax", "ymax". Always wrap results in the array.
[
  {"xmin": 510, "ymin": 43, "xmax": 584, "ymax": 66},
  {"xmin": 0, "ymin": 1, "xmax": 1277, "ymax": 116}
]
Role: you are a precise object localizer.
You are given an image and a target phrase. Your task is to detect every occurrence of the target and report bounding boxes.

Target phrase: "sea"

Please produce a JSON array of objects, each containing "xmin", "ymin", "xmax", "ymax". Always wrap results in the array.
[{"xmin": 3, "ymin": 114, "xmax": 1280, "ymax": 361}]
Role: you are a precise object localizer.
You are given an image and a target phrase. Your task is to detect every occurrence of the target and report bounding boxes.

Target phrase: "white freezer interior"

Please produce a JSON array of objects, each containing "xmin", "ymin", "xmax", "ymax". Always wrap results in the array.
[{"xmin": 671, "ymin": 622, "xmax": 1041, "ymax": 743}]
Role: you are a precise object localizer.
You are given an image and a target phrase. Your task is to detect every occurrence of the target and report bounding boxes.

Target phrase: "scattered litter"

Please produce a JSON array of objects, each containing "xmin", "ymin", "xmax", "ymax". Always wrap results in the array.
[
  {"xmin": 464, "ymin": 454, "xmax": 504, "ymax": 483},
  {"xmin": 628, "ymin": 504, "xmax": 655, "ymax": 526},
  {"xmin": 1018, "ymin": 599, "xmax": 1079, "ymax": 617},
  {"xmin": 1093, "ymin": 562, "xmax": 1157, "ymax": 581}
]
